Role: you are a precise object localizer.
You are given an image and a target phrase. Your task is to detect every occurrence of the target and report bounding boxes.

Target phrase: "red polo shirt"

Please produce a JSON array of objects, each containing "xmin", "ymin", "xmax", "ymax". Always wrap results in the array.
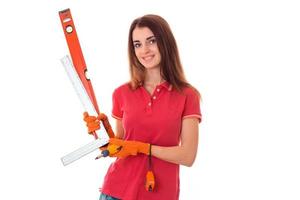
[{"xmin": 101, "ymin": 82, "xmax": 201, "ymax": 200}]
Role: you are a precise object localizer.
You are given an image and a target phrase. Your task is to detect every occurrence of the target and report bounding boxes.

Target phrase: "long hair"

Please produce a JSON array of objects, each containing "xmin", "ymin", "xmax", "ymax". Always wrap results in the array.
[{"xmin": 128, "ymin": 14, "xmax": 191, "ymax": 91}]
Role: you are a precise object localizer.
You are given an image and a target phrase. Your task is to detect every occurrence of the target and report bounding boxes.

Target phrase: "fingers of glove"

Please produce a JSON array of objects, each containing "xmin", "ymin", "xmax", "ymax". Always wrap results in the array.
[
  {"xmin": 110, "ymin": 149, "xmax": 133, "ymax": 158},
  {"xmin": 107, "ymin": 144, "xmax": 123, "ymax": 157},
  {"xmin": 83, "ymin": 112, "xmax": 99, "ymax": 123},
  {"xmin": 83, "ymin": 112, "xmax": 91, "ymax": 121},
  {"xmin": 97, "ymin": 113, "xmax": 107, "ymax": 121},
  {"xmin": 108, "ymin": 139, "xmax": 141, "ymax": 158},
  {"xmin": 84, "ymin": 116, "xmax": 98, "ymax": 123},
  {"xmin": 86, "ymin": 120, "xmax": 100, "ymax": 128},
  {"xmin": 110, "ymin": 145, "xmax": 138, "ymax": 158},
  {"xmin": 86, "ymin": 117, "xmax": 100, "ymax": 129},
  {"xmin": 83, "ymin": 112, "xmax": 88, "ymax": 118},
  {"xmin": 88, "ymin": 127, "xmax": 99, "ymax": 133},
  {"xmin": 109, "ymin": 138, "xmax": 125, "ymax": 146},
  {"xmin": 117, "ymin": 149, "xmax": 138, "ymax": 158},
  {"xmin": 87, "ymin": 123, "xmax": 100, "ymax": 133},
  {"xmin": 111, "ymin": 151, "xmax": 127, "ymax": 158}
]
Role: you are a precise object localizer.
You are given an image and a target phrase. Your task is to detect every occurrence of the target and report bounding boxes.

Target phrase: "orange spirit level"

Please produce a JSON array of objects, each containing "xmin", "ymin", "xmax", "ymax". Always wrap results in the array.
[
  {"xmin": 59, "ymin": 9, "xmax": 112, "ymax": 166},
  {"xmin": 59, "ymin": 9, "xmax": 100, "ymax": 116}
]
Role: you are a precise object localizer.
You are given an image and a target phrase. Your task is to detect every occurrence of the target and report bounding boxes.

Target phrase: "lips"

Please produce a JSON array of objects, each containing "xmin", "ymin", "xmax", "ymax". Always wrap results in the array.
[{"xmin": 142, "ymin": 55, "xmax": 155, "ymax": 61}]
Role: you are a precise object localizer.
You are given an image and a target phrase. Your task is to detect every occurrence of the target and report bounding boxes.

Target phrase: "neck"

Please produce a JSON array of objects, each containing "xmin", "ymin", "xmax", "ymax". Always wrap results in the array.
[{"xmin": 144, "ymin": 68, "xmax": 164, "ymax": 86}]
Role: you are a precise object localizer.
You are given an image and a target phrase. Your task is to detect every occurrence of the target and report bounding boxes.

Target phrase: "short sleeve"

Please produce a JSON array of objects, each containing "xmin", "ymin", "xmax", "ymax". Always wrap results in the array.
[
  {"xmin": 112, "ymin": 89, "xmax": 123, "ymax": 120},
  {"xmin": 182, "ymin": 88, "xmax": 202, "ymax": 123}
]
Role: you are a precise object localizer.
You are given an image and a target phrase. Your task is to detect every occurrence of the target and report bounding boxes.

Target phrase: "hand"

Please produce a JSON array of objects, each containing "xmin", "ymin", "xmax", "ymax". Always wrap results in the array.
[
  {"xmin": 107, "ymin": 138, "xmax": 150, "ymax": 158},
  {"xmin": 83, "ymin": 112, "xmax": 100, "ymax": 134}
]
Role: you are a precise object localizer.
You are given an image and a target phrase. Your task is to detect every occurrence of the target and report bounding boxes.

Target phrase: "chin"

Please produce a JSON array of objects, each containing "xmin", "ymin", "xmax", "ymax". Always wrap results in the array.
[
  {"xmin": 144, "ymin": 65, "xmax": 158, "ymax": 70},
  {"xmin": 143, "ymin": 62, "xmax": 160, "ymax": 69}
]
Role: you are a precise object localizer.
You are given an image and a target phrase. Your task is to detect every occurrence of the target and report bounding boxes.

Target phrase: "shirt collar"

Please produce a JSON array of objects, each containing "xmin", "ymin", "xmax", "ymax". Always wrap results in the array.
[
  {"xmin": 160, "ymin": 81, "xmax": 173, "ymax": 91},
  {"xmin": 139, "ymin": 81, "xmax": 173, "ymax": 91}
]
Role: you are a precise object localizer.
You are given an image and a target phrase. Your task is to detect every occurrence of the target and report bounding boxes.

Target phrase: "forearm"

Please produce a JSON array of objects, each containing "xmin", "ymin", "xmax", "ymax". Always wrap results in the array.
[
  {"xmin": 150, "ymin": 118, "xmax": 199, "ymax": 167},
  {"xmin": 151, "ymin": 144, "xmax": 198, "ymax": 167},
  {"xmin": 114, "ymin": 119, "xmax": 124, "ymax": 139}
]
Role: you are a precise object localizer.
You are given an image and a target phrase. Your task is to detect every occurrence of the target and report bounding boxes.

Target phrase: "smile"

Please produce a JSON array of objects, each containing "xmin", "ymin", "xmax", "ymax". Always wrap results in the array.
[{"xmin": 142, "ymin": 55, "xmax": 155, "ymax": 61}]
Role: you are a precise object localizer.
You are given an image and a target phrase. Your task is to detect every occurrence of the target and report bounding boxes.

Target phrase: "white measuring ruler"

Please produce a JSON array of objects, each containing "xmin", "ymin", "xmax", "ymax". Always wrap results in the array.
[{"xmin": 60, "ymin": 56, "xmax": 109, "ymax": 166}]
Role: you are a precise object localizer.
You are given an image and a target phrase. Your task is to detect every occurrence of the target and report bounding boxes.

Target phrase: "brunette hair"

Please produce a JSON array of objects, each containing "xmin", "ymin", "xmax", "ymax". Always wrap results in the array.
[{"xmin": 127, "ymin": 14, "xmax": 191, "ymax": 91}]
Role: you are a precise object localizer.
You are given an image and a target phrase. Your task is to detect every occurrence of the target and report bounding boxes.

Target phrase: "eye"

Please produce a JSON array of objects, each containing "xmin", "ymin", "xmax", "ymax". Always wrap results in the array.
[
  {"xmin": 149, "ymin": 38, "xmax": 156, "ymax": 44},
  {"xmin": 133, "ymin": 43, "xmax": 141, "ymax": 48}
]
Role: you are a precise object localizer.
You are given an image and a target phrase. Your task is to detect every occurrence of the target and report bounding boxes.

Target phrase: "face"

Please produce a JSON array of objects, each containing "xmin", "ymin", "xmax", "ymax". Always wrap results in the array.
[{"xmin": 132, "ymin": 27, "xmax": 161, "ymax": 70}]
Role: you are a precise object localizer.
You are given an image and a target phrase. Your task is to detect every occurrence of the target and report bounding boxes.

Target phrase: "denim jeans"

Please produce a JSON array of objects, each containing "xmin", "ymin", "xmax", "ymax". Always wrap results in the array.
[{"xmin": 99, "ymin": 193, "xmax": 120, "ymax": 200}]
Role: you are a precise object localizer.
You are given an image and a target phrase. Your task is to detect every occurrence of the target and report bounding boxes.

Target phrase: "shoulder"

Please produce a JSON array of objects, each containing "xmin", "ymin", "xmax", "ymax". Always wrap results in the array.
[
  {"xmin": 182, "ymin": 86, "xmax": 201, "ymax": 99},
  {"xmin": 181, "ymin": 85, "xmax": 202, "ymax": 122},
  {"xmin": 113, "ymin": 82, "xmax": 134, "ymax": 98},
  {"xmin": 114, "ymin": 82, "xmax": 131, "ymax": 93}
]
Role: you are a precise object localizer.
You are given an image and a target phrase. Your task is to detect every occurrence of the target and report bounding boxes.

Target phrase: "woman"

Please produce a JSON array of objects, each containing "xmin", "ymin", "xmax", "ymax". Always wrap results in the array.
[{"xmin": 84, "ymin": 14, "xmax": 202, "ymax": 200}]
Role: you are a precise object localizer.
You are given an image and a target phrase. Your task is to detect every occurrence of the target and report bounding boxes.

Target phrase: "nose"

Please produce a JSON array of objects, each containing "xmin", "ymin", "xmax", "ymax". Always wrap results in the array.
[{"xmin": 141, "ymin": 43, "xmax": 150, "ymax": 54}]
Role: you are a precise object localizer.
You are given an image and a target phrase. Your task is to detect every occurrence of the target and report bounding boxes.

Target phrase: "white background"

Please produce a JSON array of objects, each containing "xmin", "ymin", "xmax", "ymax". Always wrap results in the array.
[{"xmin": 0, "ymin": 0, "xmax": 299, "ymax": 199}]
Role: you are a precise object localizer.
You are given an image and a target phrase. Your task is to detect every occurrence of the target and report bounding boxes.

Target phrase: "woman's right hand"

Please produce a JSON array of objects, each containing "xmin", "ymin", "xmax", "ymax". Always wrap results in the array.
[{"xmin": 83, "ymin": 112, "xmax": 100, "ymax": 134}]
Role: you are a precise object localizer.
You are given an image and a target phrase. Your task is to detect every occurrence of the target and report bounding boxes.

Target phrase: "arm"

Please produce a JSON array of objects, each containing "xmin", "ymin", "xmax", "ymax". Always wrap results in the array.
[
  {"xmin": 152, "ymin": 118, "xmax": 199, "ymax": 167},
  {"xmin": 114, "ymin": 119, "xmax": 125, "ymax": 139},
  {"xmin": 109, "ymin": 118, "xmax": 199, "ymax": 167},
  {"xmin": 110, "ymin": 118, "xmax": 199, "ymax": 167}
]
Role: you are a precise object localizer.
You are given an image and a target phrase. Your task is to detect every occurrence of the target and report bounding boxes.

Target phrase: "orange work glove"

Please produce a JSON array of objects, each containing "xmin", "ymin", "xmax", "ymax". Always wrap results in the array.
[
  {"xmin": 83, "ymin": 112, "xmax": 115, "ymax": 138},
  {"xmin": 83, "ymin": 112, "xmax": 100, "ymax": 134},
  {"xmin": 107, "ymin": 138, "xmax": 150, "ymax": 158}
]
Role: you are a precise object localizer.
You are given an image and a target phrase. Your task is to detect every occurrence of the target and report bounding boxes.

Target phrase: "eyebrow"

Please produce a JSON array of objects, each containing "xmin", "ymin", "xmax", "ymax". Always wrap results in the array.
[{"xmin": 133, "ymin": 36, "xmax": 156, "ymax": 43}]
